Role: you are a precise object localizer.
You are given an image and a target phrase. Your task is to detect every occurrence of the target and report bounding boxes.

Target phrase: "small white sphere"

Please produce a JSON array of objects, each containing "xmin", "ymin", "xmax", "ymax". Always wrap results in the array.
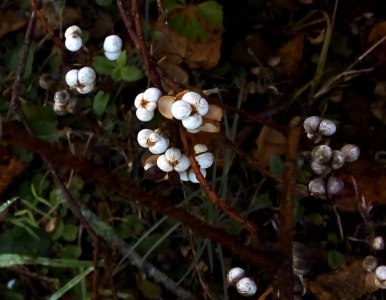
[
  {"xmin": 181, "ymin": 91, "xmax": 202, "ymax": 105},
  {"xmin": 341, "ymin": 144, "xmax": 360, "ymax": 162},
  {"xmin": 372, "ymin": 237, "xmax": 385, "ymax": 251},
  {"xmin": 178, "ymin": 170, "xmax": 189, "ymax": 181},
  {"xmin": 311, "ymin": 145, "xmax": 332, "ymax": 164},
  {"xmin": 104, "ymin": 50, "xmax": 122, "ymax": 61},
  {"xmin": 145, "ymin": 101, "xmax": 157, "ymax": 112},
  {"xmin": 165, "ymin": 148, "xmax": 181, "ymax": 163},
  {"xmin": 103, "ymin": 35, "xmax": 122, "ymax": 53},
  {"xmin": 319, "ymin": 119, "xmax": 336, "ymax": 136},
  {"xmin": 182, "ymin": 115, "xmax": 203, "ymax": 130},
  {"xmin": 65, "ymin": 34, "xmax": 82, "ymax": 52},
  {"xmin": 157, "ymin": 155, "xmax": 173, "ymax": 172},
  {"xmin": 144, "ymin": 87, "xmax": 162, "ymax": 103},
  {"xmin": 187, "ymin": 128, "xmax": 200, "ymax": 133},
  {"xmin": 195, "ymin": 152, "xmax": 214, "ymax": 169},
  {"xmin": 137, "ymin": 129, "xmax": 154, "ymax": 148},
  {"xmin": 54, "ymin": 90, "xmax": 70, "ymax": 104},
  {"xmin": 171, "ymin": 100, "xmax": 192, "ymax": 120},
  {"xmin": 136, "ymin": 108, "xmax": 154, "ymax": 122},
  {"xmin": 174, "ymin": 154, "xmax": 190, "ymax": 172},
  {"xmin": 65, "ymin": 69, "xmax": 79, "ymax": 87},
  {"xmin": 194, "ymin": 144, "xmax": 208, "ymax": 155},
  {"xmin": 78, "ymin": 67, "xmax": 96, "ymax": 85},
  {"xmin": 76, "ymin": 82, "xmax": 95, "ymax": 94},
  {"xmin": 149, "ymin": 136, "xmax": 169, "ymax": 154},
  {"xmin": 308, "ymin": 177, "xmax": 326, "ymax": 196},
  {"xmin": 327, "ymin": 177, "xmax": 344, "ymax": 196},
  {"xmin": 53, "ymin": 102, "xmax": 67, "ymax": 115},
  {"xmin": 303, "ymin": 116, "xmax": 321, "ymax": 133},
  {"xmin": 189, "ymin": 168, "xmax": 206, "ymax": 183},
  {"xmin": 236, "ymin": 277, "xmax": 257, "ymax": 297},
  {"xmin": 196, "ymin": 98, "xmax": 209, "ymax": 116},
  {"xmin": 134, "ymin": 93, "xmax": 144, "ymax": 109},
  {"xmin": 376, "ymin": 266, "xmax": 386, "ymax": 281},
  {"xmin": 65, "ymin": 25, "xmax": 82, "ymax": 39},
  {"xmin": 227, "ymin": 267, "xmax": 247, "ymax": 286}
]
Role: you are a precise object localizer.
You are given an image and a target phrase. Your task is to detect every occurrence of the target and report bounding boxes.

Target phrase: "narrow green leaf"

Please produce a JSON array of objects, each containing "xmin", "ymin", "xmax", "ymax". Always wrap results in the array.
[
  {"xmin": 93, "ymin": 91, "xmax": 110, "ymax": 117},
  {"xmin": 48, "ymin": 266, "xmax": 94, "ymax": 300},
  {"xmin": 0, "ymin": 254, "xmax": 97, "ymax": 268},
  {"xmin": 31, "ymin": 121, "xmax": 60, "ymax": 141},
  {"xmin": 197, "ymin": 1, "xmax": 224, "ymax": 30},
  {"xmin": 0, "ymin": 198, "xmax": 17, "ymax": 213},
  {"xmin": 269, "ymin": 155, "xmax": 284, "ymax": 177}
]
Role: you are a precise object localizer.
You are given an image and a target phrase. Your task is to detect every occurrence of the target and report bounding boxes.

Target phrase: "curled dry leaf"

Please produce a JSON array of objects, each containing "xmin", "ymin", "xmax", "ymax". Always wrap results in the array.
[
  {"xmin": 277, "ymin": 34, "xmax": 304, "ymax": 76},
  {"xmin": 254, "ymin": 126, "xmax": 287, "ymax": 168}
]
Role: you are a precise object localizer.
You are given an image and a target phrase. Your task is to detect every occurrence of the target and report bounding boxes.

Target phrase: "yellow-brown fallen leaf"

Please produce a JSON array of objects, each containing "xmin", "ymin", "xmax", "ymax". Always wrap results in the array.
[
  {"xmin": 152, "ymin": 4, "xmax": 222, "ymax": 70},
  {"xmin": 277, "ymin": 34, "xmax": 304, "ymax": 77},
  {"xmin": 254, "ymin": 126, "xmax": 287, "ymax": 168},
  {"xmin": 0, "ymin": 10, "xmax": 27, "ymax": 39},
  {"xmin": 0, "ymin": 146, "xmax": 25, "ymax": 194}
]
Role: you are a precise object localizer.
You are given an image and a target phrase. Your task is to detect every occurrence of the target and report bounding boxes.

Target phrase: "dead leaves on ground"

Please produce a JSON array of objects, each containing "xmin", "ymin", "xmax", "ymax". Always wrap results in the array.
[{"xmin": 0, "ymin": 10, "xmax": 27, "ymax": 39}]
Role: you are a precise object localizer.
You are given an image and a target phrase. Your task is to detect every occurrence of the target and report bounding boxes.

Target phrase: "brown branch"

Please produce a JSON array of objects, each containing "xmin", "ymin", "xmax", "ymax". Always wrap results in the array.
[
  {"xmin": 29, "ymin": 0, "xmax": 66, "ymax": 52},
  {"xmin": 1, "ymin": 120, "xmax": 278, "ymax": 269},
  {"xmin": 278, "ymin": 117, "xmax": 302, "ymax": 300},
  {"xmin": 179, "ymin": 124, "xmax": 260, "ymax": 248}
]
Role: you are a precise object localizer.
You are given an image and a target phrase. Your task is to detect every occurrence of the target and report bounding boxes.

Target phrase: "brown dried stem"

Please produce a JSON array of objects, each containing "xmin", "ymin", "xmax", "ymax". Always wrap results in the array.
[
  {"xmin": 179, "ymin": 124, "xmax": 260, "ymax": 248},
  {"xmin": 278, "ymin": 117, "xmax": 303, "ymax": 300}
]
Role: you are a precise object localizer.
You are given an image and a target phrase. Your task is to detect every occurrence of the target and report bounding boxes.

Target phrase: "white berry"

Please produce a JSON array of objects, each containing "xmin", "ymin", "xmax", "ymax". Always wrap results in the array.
[
  {"xmin": 319, "ymin": 119, "xmax": 336, "ymax": 136},
  {"xmin": 65, "ymin": 34, "xmax": 82, "ymax": 52},
  {"xmin": 76, "ymin": 82, "xmax": 95, "ymax": 94},
  {"xmin": 103, "ymin": 35, "xmax": 122, "ymax": 53},
  {"xmin": 144, "ymin": 88, "xmax": 162, "ymax": 103},
  {"xmin": 104, "ymin": 50, "xmax": 121, "ymax": 61},
  {"xmin": 189, "ymin": 168, "xmax": 206, "ymax": 183},
  {"xmin": 65, "ymin": 25, "xmax": 82, "ymax": 39},
  {"xmin": 78, "ymin": 67, "xmax": 96, "ymax": 85},
  {"xmin": 194, "ymin": 144, "xmax": 208, "ymax": 155},
  {"xmin": 148, "ymin": 132, "xmax": 169, "ymax": 154},
  {"xmin": 236, "ymin": 277, "xmax": 257, "ymax": 297},
  {"xmin": 227, "ymin": 267, "xmax": 247, "ymax": 286},
  {"xmin": 137, "ymin": 129, "xmax": 154, "ymax": 148},
  {"xmin": 136, "ymin": 108, "xmax": 154, "ymax": 122},
  {"xmin": 182, "ymin": 115, "xmax": 203, "ymax": 130},
  {"xmin": 65, "ymin": 69, "xmax": 79, "ymax": 87},
  {"xmin": 195, "ymin": 152, "xmax": 214, "ymax": 169},
  {"xmin": 171, "ymin": 100, "xmax": 192, "ymax": 120}
]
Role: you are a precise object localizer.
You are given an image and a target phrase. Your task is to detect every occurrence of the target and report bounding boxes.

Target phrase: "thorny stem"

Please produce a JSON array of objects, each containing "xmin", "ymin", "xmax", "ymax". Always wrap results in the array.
[
  {"xmin": 278, "ymin": 117, "xmax": 302, "ymax": 300},
  {"xmin": 1, "ymin": 120, "xmax": 278, "ymax": 269},
  {"xmin": 179, "ymin": 124, "xmax": 260, "ymax": 249}
]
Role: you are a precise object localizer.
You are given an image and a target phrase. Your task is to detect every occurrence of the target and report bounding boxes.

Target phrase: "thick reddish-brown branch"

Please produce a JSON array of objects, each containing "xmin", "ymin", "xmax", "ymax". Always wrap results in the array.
[
  {"xmin": 1, "ymin": 120, "xmax": 278, "ymax": 268},
  {"xmin": 278, "ymin": 117, "xmax": 302, "ymax": 300}
]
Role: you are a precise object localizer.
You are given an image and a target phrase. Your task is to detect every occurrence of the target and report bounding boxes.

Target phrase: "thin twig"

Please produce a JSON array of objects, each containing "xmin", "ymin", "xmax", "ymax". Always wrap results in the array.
[
  {"xmin": 179, "ymin": 124, "xmax": 260, "ymax": 248},
  {"xmin": 278, "ymin": 117, "xmax": 302, "ymax": 300}
]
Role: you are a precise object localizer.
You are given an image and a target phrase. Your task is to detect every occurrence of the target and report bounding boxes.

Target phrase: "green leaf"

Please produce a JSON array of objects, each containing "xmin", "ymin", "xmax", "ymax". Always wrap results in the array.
[
  {"xmin": 92, "ymin": 55, "xmax": 116, "ymax": 76},
  {"xmin": 328, "ymin": 250, "xmax": 345, "ymax": 269},
  {"xmin": 0, "ymin": 226, "xmax": 51, "ymax": 256},
  {"xmin": 60, "ymin": 245, "xmax": 82, "ymax": 259},
  {"xmin": 0, "ymin": 254, "xmax": 95, "ymax": 268},
  {"xmin": 137, "ymin": 279, "xmax": 162, "ymax": 299},
  {"xmin": 31, "ymin": 121, "xmax": 60, "ymax": 142},
  {"xmin": 93, "ymin": 91, "xmax": 110, "ymax": 117},
  {"xmin": 62, "ymin": 224, "xmax": 78, "ymax": 242},
  {"xmin": 116, "ymin": 50, "xmax": 127, "ymax": 67},
  {"xmin": 249, "ymin": 192, "xmax": 273, "ymax": 212},
  {"xmin": 50, "ymin": 219, "xmax": 64, "ymax": 241},
  {"xmin": 197, "ymin": 1, "xmax": 224, "ymax": 29},
  {"xmin": 163, "ymin": 0, "xmax": 185, "ymax": 12},
  {"xmin": 169, "ymin": 15, "xmax": 208, "ymax": 41},
  {"xmin": 112, "ymin": 66, "xmax": 143, "ymax": 82},
  {"xmin": 116, "ymin": 215, "xmax": 144, "ymax": 239},
  {"xmin": 48, "ymin": 266, "xmax": 94, "ymax": 300},
  {"xmin": 22, "ymin": 102, "xmax": 57, "ymax": 124},
  {"xmin": 269, "ymin": 155, "xmax": 284, "ymax": 177}
]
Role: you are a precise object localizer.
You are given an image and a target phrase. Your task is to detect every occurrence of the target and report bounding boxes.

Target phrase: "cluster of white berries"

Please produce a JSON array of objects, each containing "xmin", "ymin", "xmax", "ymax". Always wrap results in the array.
[
  {"xmin": 65, "ymin": 67, "xmax": 96, "ymax": 94},
  {"xmin": 303, "ymin": 116, "xmax": 336, "ymax": 144},
  {"xmin": 53, "ymin": 90, "xmax": 78, "ymax": 115},
  {"xmin": 227, "ymin": 267, "xmax": 257, "ymax": 297},
  {"xmin": 362, "ymin": 255, "xmax": 386, "ymax": 291},
  {"xmin": 65, "ymin": 25, "xmax": 82, "ymax": 52},
  {"xmin": 134, "ymin": 88, "xmax": 162, "ymax": 121},
  {"xmin": 304, "ymin": 116, "xmax": 360, "ymax": 198}
]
